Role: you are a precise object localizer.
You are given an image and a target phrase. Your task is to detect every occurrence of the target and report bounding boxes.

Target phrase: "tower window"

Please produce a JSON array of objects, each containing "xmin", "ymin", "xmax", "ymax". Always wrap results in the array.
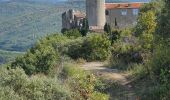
[
  {"xmin": 121, "ymin": 9, "xmax": 127, "ymax": 16},
  {"xmin": 105, "ymin": 10, "xmax": 109, "ymax": 15},
  {"xmin": 133, "ymin": 9, "xmax": 139, "ymax": 15}
]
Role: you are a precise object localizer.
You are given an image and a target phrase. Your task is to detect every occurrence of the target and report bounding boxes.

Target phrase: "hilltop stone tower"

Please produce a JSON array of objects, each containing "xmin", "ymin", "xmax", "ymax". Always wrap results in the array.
[{"xmin": 86, "ymin": 0, "xmax": 106, "ymax": 30}]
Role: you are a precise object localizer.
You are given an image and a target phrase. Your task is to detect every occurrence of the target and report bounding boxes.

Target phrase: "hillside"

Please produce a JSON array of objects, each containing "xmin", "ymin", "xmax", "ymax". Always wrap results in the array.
[
  {"xmin": 0, "ymin": 0, "xmax": 84, "ymax": 52},
  {"xmin": 0, "ymin": 49, "xmax": 23, "ymax": 64}
]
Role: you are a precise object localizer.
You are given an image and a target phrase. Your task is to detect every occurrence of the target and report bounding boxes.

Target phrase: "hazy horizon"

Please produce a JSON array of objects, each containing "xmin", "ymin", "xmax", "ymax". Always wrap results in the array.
[{"xmin": 0, "ymin": 0, "xmax": 150, "ymax": 3}]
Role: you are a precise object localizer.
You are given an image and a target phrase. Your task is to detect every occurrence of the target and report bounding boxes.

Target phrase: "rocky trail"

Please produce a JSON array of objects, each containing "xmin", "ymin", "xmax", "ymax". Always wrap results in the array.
[{"xmin": 81, "ymin": 62, "xmax": 139, "ymax": 100}]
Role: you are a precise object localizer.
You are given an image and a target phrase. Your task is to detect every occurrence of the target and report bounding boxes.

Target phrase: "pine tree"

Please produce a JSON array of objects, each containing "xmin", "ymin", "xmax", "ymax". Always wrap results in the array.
[{"xmin": 104, "ymin": 23, "xmax": 111, "ymax": 34}]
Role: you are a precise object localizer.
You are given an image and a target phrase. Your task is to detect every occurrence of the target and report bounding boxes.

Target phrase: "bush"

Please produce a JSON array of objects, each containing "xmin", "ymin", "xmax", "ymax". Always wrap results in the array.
[
  {"xmin": 11, "ymin": 45, "xmax": 59, "ymax": 75},
  {"xmin": 62, "ymin": 63, "xmax": 109, "ymax": 100},
  {"xmin": 128, "ymin": 64, "xmax": 147, "ymax": 79},
  {"xmin": 0, "ymin": 86, "xmax": 22, "ymax": 100},
  {"xmin": 11, "ymin": 34, "xmax": 70, "ymax": 75},
  {"xmin": 67, "ymin": 38, "xmax": 84, "ymax": 59},
  {"xmin": 150, "ymin": 45, "xmax": 170, "ymax": 82},
  {"xmin": 0, "ymin": 67, "xmax": 71, "ymax": 100},
  {"xmin": 67, "ymin": 33, "xmax": 111, "ymax": 61},
  {"xmin": 145, "ymin": 47, "xmax": 170, "ymax": 99},
  {"xmin": 83, "ymin": 33, "xmax": 111, "ymax": 61},
  {"xmin": 63, "ymin": 29, "xmax": 82, "ymax": 38},
  {"xmin": 110, "ymin": 40, "xmax": 142, "ymax": 69}
]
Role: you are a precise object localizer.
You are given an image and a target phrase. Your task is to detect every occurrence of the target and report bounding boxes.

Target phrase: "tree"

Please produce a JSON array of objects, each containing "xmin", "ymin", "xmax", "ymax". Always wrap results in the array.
[
  {"xmin": 104, "ymin": 23, "xmax": 120, "ymax": 44},
  {"xmin": 156, "ymin": 0, "xmax": 170, "ymax": 41},
  {"xmin": 81, "ymin": 18, "xmax": 89, "ymax": 36},
  {"xmin": 152, "ymin": 0, "xmax": 170, "ymax": 78},
  {"xmin": 104, "ymin": 23, "xmax": 111, "ymax": 34},
  {"xmin": 140, "ymin": 0, "xmax": 164, "ymax": 15},
  {"xmin": 135, "ymin": 11, "xmax": 157, "ymax": 50}
]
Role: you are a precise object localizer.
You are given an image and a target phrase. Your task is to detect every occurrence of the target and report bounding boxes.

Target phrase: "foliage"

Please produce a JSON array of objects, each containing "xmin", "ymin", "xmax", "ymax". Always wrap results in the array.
[
  {"xmin": 120, "ymin": 28, "xmax": 132, "ymax": 38},
  {"xmin": 0, "ymin": 86, "xmax": 22, "ymax": 100},
  {"xmin": 83, "ymin": 33, "xmax": 111, "ymax": 61},
  {"xmin": 140, "ymin": 0, "xmax": 164, "ymax": 14},
  {"xmin": 136, "ymin": 0, "xmax": 170, "ymax": 99},
  {"xmin": 110, "ymin": 40, "xmax": 142, "ymax": 69},
  {"xmin": 150, "ymin": 45, "xmax": 170, "ymax": 82},
  {"xmin": 156, "ymin": 0, "xmax": 170, "ymax": 41},
  {"xmin": 67, "ymin": 38, "xmax": 84, "ymax": 59},
  {"xmin": 128, "ymin": 64, "xmax": 147, "ymax": 80},
  {"xmin": 63, "ymin": 29, "xmax": 82, "ymax": 38},
  {"xmin": 10, "ymin": 32, "xmax": 111, "ymax": 75},
  {"xmin": 62, "ymin": 63, "xmax": 109, "ymax": 100},
  {"xmin": 0, "ymin": 67, "xmax": 71, "ymax": 100},
  {"xmin": 152, "ymin": 4, "xmax": 169, "ymax": 82},
  {"xmin": 67, "ymin": 33, "xmax": 111, "ymax": 61},
  {"xmin": 80, "ymin": 18, "xmax": 89, "ymax": 36},
  {"xmin": 104, "ymin": 23, "xmax": 111, "ymax": 34},
  {"xmin": 104, "ymin": 23, "xmax": 120, "ymax": 44},
  {"xmin": 135, "ymin": 11, "xmax": 157, "ymax": 50},
  {"xmin": 11, "ymin": 45, "xmax": 59, "ymax": 75},
  {"xmin": 110, "ymin": 29, "xmax": 120, "ymax": 44},
  {"xmin": 11, "ymin": 34, "xmax": 69, "ymax": 75}
]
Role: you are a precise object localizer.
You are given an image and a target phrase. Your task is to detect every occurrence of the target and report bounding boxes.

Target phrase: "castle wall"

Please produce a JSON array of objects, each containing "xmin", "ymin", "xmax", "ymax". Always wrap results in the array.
[
  {"xmin": 106, "ymin": 8, "xmax": 139, "ymax": 29},
  {"xmin": 62, "ymin": 9, "xmax": 85, "ymax": 30},
  {"xmin": 86, "ymin": 0, "xmax": 106, "ymax": 28}
]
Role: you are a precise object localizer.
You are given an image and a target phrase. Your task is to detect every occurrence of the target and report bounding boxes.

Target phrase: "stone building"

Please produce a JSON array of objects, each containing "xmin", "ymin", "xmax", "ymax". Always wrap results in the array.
[
  {"xmin": 105, "ymin": 2, "xmax": 143, "ymax": 29},
  {"xmin": 62, "ymin": 9, "xmax": 86, "ymax": 30},
  {"xmin": 86, "ymin": 0, "xmax": 106, "ymax": 31},
  {"xmin": 62, "ymin": 0, "xmax": 145, "ymax": 31}
]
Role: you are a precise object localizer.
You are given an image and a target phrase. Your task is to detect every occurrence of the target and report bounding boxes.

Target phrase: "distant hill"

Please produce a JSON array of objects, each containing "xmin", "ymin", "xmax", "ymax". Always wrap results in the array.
[
  {"xmin": 0, "ymin": 0, "xmax": 79, "ymax": 52},
  {"xmin": 0, "ymin": 49, "xmax": 23, "ymax": 64},
  {"xmin": 0, "ymin": 0, "xmax": 149, "ymax": 52},
  {"xmin": 0, "ymin": 0, "xmax": 150, "ymax": 64}
]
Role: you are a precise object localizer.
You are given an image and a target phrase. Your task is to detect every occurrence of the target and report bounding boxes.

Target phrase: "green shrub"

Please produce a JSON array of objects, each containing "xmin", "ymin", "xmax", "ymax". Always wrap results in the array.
[
  {"xmin": 11, "ymin": 34, "xmax": 70, "ymax": 75},
  {"xmin": 62, "ymin": 63, "xmax": 109, "ymax": 100},
  {"xmin": 90, "ymin": 92, "xmax": 109, "ymax": 100},
  {"xmin": 11, "ymin": 45, "xmax": 59, "ymax": 75},
  {"xmin": 150, "ymin": 45, "xmax": 170, "ymax": 82},
  {"xmin": 110, "ymin": 40, "xmax": 142, "ymax": 69},
  {"xmin": 128, "ymin": 64, "xmax": 147, "ymax": 79},
  {"xmin": 135, "ymin": 10, "xmax": 156, "ymax": 50},
  {"xmin": 0, "ymin": 67, "xmax": 72, "ymax": 100},
  {"xmin": 0, "ymin": 86, "xmax": 22, "ymax": 100},
  {"xmin": 63, "ymin": 29, "xmax": 82, "ymax": 38},
  {"xmin": 83, "ymin": 33, "xmax": 111, "ymax": 61},
  {"xmin": 67, "ymin": 38, "xmax": 84, "ymax": 59},
  {"xmin": 67, "ymin": 33, "xmax": 111, "ymax": 61},
  {"xmin": 140, "ymin": 83, "xmax": 170, "ymax": 100}
]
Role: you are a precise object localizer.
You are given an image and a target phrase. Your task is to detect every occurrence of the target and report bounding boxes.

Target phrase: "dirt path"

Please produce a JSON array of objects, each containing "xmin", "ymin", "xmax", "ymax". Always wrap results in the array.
[{"xmin": 81, "ymin": 62, "xmax": 138, "ymax": 100}]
